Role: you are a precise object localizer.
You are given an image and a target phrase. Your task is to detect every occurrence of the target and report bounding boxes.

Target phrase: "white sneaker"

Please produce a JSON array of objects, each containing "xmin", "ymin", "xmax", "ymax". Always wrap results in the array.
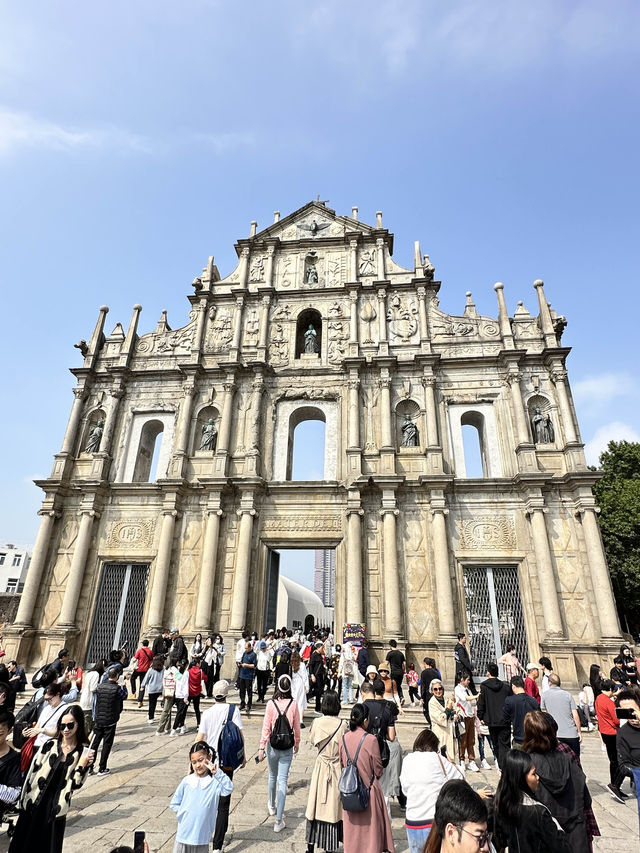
[
  {"xmin": 274, "ymin": 818, "xmax": 285, "ymax": 833},
  {"xmin": 467, "ymin": 760, "xmax": 480, "ymax": 772},
  {"xmin": 169, "ymin": 729, "xmax": 178, "ymax": 737},
  {"xmin": 459, "ymin": 762, "xmax": 466, "ymax": 774},
  {"xmin": 267, "ymin": 802, "xmax": 276, "ymax": 816},
  {"xmin": 147, "ymin": 719, "xmax": 155, "ymax": 725},
  {"xmin": 180, "ymin": 726, "xmax": 187, "ymax": 734},
  {"xmin": 155, "ymin": 731, "xmax": 162, "ymax": 736},
  {"xmin": 480, "ymin": 759, "xmax": 491, "ymax": 770}
]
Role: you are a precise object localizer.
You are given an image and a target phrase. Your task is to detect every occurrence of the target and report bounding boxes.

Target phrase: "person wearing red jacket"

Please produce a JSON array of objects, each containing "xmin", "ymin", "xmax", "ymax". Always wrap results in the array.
[
  {"xmin": 188, "ymin": 659, "xmax": 207, "ymax": 725},
  {"xmin": 524, "ymin": 663, "xmax": 541, "ymax": 705},
  {"xmin": 595, "ymin": 678, "xmax": 627, "ymax": 802},
  {"xmin": 131, "ymin": 639, "xmax": 153, "ymax": 703}
]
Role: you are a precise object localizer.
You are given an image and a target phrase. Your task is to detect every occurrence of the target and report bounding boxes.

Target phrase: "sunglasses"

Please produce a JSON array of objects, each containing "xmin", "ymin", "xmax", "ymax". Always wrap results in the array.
[
  {"xmin": 60, "ymin": 722, "xmax": 76, "ymax": 731},
  {"xmin": 378, "ymin": 669, "xmax": 390, "ymax": 674},
  {"xmin": 457, "ymin": 827, "xmax": 491, "ymax": 849},
  {"xmin": 433, "ymin": 687, "xmax": 444, "ymax": 691}
]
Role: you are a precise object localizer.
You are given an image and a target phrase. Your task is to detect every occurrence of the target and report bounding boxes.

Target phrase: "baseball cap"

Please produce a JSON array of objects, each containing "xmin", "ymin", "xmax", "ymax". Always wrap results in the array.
[
  {"xmin": 259, "ymin": 641, "xmax": 267, "ymax": 650},
  {"xmin": 212, "ymin": 680, "xmax": 229, "ymax": 699},
  {"xmin": 526, "ymin": 662, "xmax": 537, "ymax": 671}
]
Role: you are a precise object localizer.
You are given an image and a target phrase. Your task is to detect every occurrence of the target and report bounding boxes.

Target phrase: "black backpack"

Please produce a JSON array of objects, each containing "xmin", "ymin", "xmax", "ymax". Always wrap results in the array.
[
  {"xmin": 13, "ymin": 692, "xmax": 45, "ymax": 748},
  {"xmin": 339, "ymin": 733, "xmax": 373, "ymax": 812},
  {"xmin": 365, "ymin": 700, "xmax": 391, "ymax": 767},
  {"xmin": 269, "ymin": 699, "xmax": 295, "ymax": 750},
  {"xmin": 31, "ymin": 663, "xmax": 53, "ymax": 688}
]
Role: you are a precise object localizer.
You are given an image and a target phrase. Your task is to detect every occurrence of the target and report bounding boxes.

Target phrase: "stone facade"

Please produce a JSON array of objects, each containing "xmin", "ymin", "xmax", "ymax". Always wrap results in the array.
[{"xmin": 6, "ymin": 201, "xmax": 621, "ymax": 683}]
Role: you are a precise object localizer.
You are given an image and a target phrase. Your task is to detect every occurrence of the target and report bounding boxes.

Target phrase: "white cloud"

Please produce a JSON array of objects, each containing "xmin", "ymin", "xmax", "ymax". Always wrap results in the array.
[
  {"xmin": 584, "ymin": 422, "xmax": 640, "ymax": 467},
  {"xmin": 572, "ymin": 372, "xmax": 636, "ymax": 414},
  {"xmin": 190, "ymin": 130, "xmax": 257, "ymax": 154}
]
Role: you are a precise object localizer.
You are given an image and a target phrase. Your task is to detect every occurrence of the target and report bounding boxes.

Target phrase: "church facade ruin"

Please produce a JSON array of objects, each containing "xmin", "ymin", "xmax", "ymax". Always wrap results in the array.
[{"xmin": 7, "ymin": 201, "xmax": 621, "ymax": 682}]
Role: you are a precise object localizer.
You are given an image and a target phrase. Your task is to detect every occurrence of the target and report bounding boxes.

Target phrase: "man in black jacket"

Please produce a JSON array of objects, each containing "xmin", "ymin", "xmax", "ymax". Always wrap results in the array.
[
  {"xmin": 152, "ymin": 629, "xmax": 171, "ymax": 658},
  {"xmin": 420, "ymin": 657, "xmax": 440, "ymax": 724},
  {"xmin": 502, "ymin": 676, "xmax": 539, "ymax": 746},
  {"xmin": 616, "ymin": 689, "xmax": 640, "ymax": 793},
  {"xmin": 308, "ymin": 642, "xmax": 326, "ymax": 712},
  {"xmin": 168, "ymin": 628, "xmax": 188, "ymax": 666},
  {"xmin": 477, "ymin": 663, "xmax": 511, "ymax": 769},
  {"xmin": 454, "ymin": 633, "xmax": 477, "ymax": 693},
  {"xmin": 91, "ymin": 666, "xmax": 128, "ymax": 775}
]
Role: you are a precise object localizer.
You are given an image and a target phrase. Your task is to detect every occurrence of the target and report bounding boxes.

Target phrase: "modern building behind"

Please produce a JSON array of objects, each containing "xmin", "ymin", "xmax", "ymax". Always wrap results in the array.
[
  {"xmin": 314, "ymin": 549, "xmax": 335, "ymax": 607},
  {"xmin": 0, "ymin": 545, "xmax": 31, "ymax": 594}
]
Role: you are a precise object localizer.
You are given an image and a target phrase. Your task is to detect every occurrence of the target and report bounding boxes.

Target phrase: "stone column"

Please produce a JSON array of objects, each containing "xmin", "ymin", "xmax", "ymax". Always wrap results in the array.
[
  {"xmin": 422, "ymin": 376, "xmax": 439, "ymax": 447},
  {"xmin": 58, "ymin": 509, "xmax": 99, "ymax": 626},
  {"xmin": 349, "ymin": 239, "xmax": 358, "ymax": 282},
  {"xmin": 249, "ymin": 374, "xmax": 265, "ymax": 450},
  {"xmin": 526, "ymin": 500, "xmax": 564, "ymax": 637},
  {"xmin": 194, "ymin": 501, "xmax": 223, "ymax": 631},
  {"xmin": 191, "ymin": 297, "xmax": 209, "ymax": 357},
  {"xmin": 507, "ymin": 369, "xmax": 530, "ymax": 445},
  {"xmin": 231, "ymin": 295, "xmax": 244, "ymax": 352},
  {"xmin": 100, "ymin": 385, "xmax": 125, "ymax": 454},
  {"xmin": 14, "ymin": 510, "xmax": 59, "ymax": 626},
  {"xmin": 346, "ymin": 505, "xmax": 364, "ymax": 623},
  {"xmin": 173, "ymin": 379, "xmax": 197, "ymax": 457},
  {"xmin": 257, "ymin": 295, "xmax": 271, "ymax": 352},
  {"xmin": 147, "ymin": 507, "xmax": 179, "ymax": 630},
  {"xmin": 430, "ymin": 505, "xmax": 455, "ymax": 634},
  {"xmin": 378, "ymin": 374, "xmax": 392, "ymax": 448},
  {"xmin": 349, "ymin": 290, "xmax": 359, "ymax": 346},
  {"xmin": 578, "ymin": 506, "xmax": 620, "ymax": 637},
  {"xmin": 494, "ymin": 282, "xmax": 514, "ymax": 349},
  {"xmin": 238, "ymin": 247, "xmax": 250, "ymax": 289},
  {"xmin": 229, "ymin": 507, "xmax": 256, "ymax": 632},
  {"xmin": 417, "ymin": 286, "xmax": 429, "ymax": 341},
  {"xmin": 376, "ymin": 238, "xmax": 385, "ymax": 280},
  {"xmin": 381, "ymin": 500, "xmax": 402, "ymax": 635},
  {"xmin": 348, "ymin": 374, "xmax": 360, "ymax": 448},
  {"xmin": 265, "ymin": 245, "xmax": 275, "ymax": 288},
  {"xmin": 377, "ymin": 289, "xmax": 387, "ymax": 343},
  {"xmin": 550, "ymin": 367, "xmax": 578, "ymax": 444},
  {"xmin": 60, "ymin": 386, "xmax": 88, "ymax": 455},
  {"xmin": 216, "ymin": 379, "xmax": 237, "ymax": 454},
  {"xmin": 533, "ymin": 279, "xmax": 557, "ymax": 347}
]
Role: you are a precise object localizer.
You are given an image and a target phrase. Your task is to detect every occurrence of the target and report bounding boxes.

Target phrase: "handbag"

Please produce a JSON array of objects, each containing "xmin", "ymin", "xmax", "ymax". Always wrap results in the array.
[{"xmin": 20, "ymin": 735, "xmax": 36, "ymax": 773}]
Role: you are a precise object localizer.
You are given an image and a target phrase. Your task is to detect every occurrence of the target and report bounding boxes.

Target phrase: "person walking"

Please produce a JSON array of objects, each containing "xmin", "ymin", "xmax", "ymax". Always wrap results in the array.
[
  {"xmin": 156, "ymin": 660, "xmax": 179, "ymax": 735},
  {"xmin": 130, "ymin": 639, "xmax": 153, "ymax": 700},
  {"xmin": 385, "ymin": 640, "xmax": 406, "ymax": 705},
  {"xmin": 237, "ymin": 639, "xmax": 257, "ymax": 715},
  {"xmin": 9, "ymin": 705, "xmax": 94, "ymax": 853},
  {"xmin": 170, "ymin": 740, "xmax": 234, "ymax": 853},
  {"xmin": 454, "ymin": 672, "xmax": 479, "ymax": 772},
  {"xmin": 79, "ymin": 662, "xmax": 103, "ymax": 735},
  {"xmin": 171, "ymin": 660, "xmax": 190, "ymax": 736},
  {"xmin": 152, "ymin": 629, "xmax": 171, "ymax": 659},
  {"xmin": 493, "ymin": 748, "xmax": 572, "ymax": 853},
  {"xmin": 497, "ymin": 644, "xmax": 525, "ymax": 682},
  {"xmin": 428, "ymin": 680, "xmax": 460, "ymax": 766},
  {"xmin": 340, "ymin": 643, "xmax": 356, "ymax": 705},
  {"xmin": 420, "ymin": 658, "xmax": 441, "ymax": 725},
  {"xmin": 90, "ymin": 665, "xmax": 128, "ymax": 775},
  {"xmin": 539, "ymin": 657, "xmax": 554, "ymax": 693},
  {"xmin": 524, "ymin": 663, "xmax": 541, "ymax": 704},
  {"xmin": 168, "ymin": 629, "xmax": 188, "ymax": 667},
  {"xmin": 188, "ymin": 658, "xmax": 206, "ymax": 727},
  {"xmin": 454, "ymin": 634, "xmax": 476, "ymax": 692},
  {"xmin": 257, "ymin": 674, "xmax": 301, "ymax": 832},
  {"xmin": 594, "ymin": 679, "xmax": 628, "ymax": 802},
  {"xmin": 190, "ymin": 633, "xmax": 205, "ymax": 662},
  {"xmin": 196, "ymin": 680, "xmax": 246, "ymax": 853},
  {"xmin": 339, "ymin": 703, "xmax": 394, "ymax": 853},
  {"xmin": 140, "ymin": 655, "xmax": 164, "ymax": 725},
  {"xmin": 309, "ymin": 642, "xmax": 327, "ymax": 713},
  {"xmin": 502, "ymin": 676, "xmax": 539, "ymax": 747},
  {"xmin": 406, "ymin": 664, "xmax": 420, "ymax": 707},
  {"xmin": 399, "ymin": 729, "xmax": 463, "ymax": 853},
  {"xmin": 305, "ymin": 690, "xmax": 348, "ymax": 853},
  {"xmin": 291, "ymin": 650, "xmax": 309, "ymax": 728},
  {"xmin": 476, "ymin": 663, "xmax": 511, "ymax": 770},
  {"xmin": 256, "ymin": 641, "xmax": 273, "ymax": 703},
  {"xmin": 540, "ymin": 674, "xmax": 581, "ymax": 759}
]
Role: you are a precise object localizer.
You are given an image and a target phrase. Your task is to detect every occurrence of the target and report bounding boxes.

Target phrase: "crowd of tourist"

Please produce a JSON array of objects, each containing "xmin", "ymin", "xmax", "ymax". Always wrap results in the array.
[{"xmin": 0, "ymin": 629, "xmax": 639, "ymax": 852}]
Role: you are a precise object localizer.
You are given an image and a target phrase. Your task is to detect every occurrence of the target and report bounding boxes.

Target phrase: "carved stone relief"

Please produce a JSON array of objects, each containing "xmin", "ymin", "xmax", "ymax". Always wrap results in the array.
[
  {"xmin": 107, "ymin": 518, "xmax": 156, "ymax": 550},
  {"xmin": 244, "ymin": 310, "xmax": 259, "ymax": 346},
  {"xmin": 362, "ymin": 384, "xmax": 380, "ymax": 452},
  {"xmin": 386, "ymin": 292, "xmax": 419, "ymax": 343},
  {"xmin": 327, "ymin": 320, "xmax": 349, "ymax": 365},
  {"xmin": 360, "ymin": 299, "xmax": 377, "ymax": 344},
  {"xmin": 249, "ymin": 255, "xmax": 265, "ymax": 282},
  {"xmin": 262, "ymin": 516, "xmax": 342, "ymax": 533},
  {"xmin": 137, "ymin": 311, "xmax": 197, "ymax": 356},
  {"xmin": 457, "ymin": 516, "xmax": 516, "ymax": 550},
  {"xmin": 358, "ymin": 249, "xmax": 376, "ymax": 277},
  {"xmin": 210, "ymin": 308, "xmax": 233, "ymax": 353},
  {"xmin": 269, "ymin": 323, "xmax": 289, "ymax": 366}
]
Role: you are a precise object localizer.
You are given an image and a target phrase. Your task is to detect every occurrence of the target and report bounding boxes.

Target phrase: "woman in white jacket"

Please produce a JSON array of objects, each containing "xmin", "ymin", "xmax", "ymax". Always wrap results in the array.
[
  {"xmin": 399, "ymin": 728, "xmax": 463, "ymax": 853},
  {"xmin": 290, "ymin": 650, "xmax": 309, "ymax": 728}
]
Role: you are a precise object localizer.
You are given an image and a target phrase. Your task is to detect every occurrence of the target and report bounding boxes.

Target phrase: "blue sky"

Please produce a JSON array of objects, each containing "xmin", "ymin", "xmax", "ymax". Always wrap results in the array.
[{"xmin": 1, "ymin": 1, "xmax": 639, "ymax": 555}]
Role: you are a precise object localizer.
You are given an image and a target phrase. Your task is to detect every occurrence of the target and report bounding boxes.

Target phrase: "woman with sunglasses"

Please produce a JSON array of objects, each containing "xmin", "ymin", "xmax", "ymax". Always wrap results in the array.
[
  {"xmin": 10, "ymin": 704, "xmax": 94, "ymax": 852},
  {"xmin": 377, "ymin": 665, "xmax": 405, "ymax": 716},
  {"xmin": 428, "ymin": 680, "xmax": 460, "ymax": 767},
  {"xmin": 493, "ymin": 749, "xmax": 571, "ymax": 853}
]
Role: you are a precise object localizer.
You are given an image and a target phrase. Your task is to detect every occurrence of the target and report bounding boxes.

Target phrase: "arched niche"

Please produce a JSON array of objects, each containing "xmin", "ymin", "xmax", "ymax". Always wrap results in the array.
[
  {"xmin": 448, "ymin": 404, "xmax": 502, "ymax": 478},
  {"xmin": 295, "ymin": 308, "xmax": 322, "ymax": 358},
  {"xmin": 273, "ymin": 399, "xmax": 338, "ymax": 481},
  {"xmin": 395, "ymin": 399, "xmax": 421, "ymax": 448},
  {"xmin": 118, "ymin": 411, "xmax": 175, "ymax": 483},
  {"xmin": 79, "ymin": 408, "xmax": 106, "ymax": 455},
  {"xmin": 132, "ymin": 419, "xmax": 165, "ymax": 482},
  {"xmin": 526, "ymin": 393, "xmax": 556, "ymax": 446},
  {"xmin": 193, "ymin": 404, "xmax": 221, "ymax": 453},
  {"xmin": 286, "ymin": 406, "xmax": 327, "ymax": 480}
]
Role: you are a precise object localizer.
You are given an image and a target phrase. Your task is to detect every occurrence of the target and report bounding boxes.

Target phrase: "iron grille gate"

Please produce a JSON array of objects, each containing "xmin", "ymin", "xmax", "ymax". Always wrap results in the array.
[
  {"xmin": 462, "ymin": 565, "xmax": 529, "ymax": 679},
  {"xmin": 85, "ymin": 563, "xmax": 150, "ymax": 665}
]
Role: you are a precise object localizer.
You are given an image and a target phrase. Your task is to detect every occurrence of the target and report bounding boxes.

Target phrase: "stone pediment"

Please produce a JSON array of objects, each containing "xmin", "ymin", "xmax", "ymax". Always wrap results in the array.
[{"xmin": 253, "ymin": 201, "xmax": 376, "ymax": 244}]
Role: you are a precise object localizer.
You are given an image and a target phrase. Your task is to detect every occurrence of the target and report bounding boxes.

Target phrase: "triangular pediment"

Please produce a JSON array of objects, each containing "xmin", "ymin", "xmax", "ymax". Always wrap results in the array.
[{"xmin": 252, "ymin": 200, "xmax": 377, "ymax": 244}]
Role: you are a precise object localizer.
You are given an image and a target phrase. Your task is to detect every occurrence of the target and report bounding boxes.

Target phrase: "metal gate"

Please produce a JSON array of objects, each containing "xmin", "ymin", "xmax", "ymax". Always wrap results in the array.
[
  {"xmin": 462, "ymin": 565, "xmax": 529, "ymax": 679},
  {"xmin": 85, "ymin": 563, "xmax": 150, "ymax": 665}
]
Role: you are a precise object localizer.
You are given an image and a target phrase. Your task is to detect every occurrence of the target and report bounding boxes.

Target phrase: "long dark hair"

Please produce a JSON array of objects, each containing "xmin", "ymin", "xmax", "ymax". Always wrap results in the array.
[
  {"xmin": 494, "ymin": 749, "xmax": 534, "ymax": 825},
  {"xmin": 590, "ymin": 663, "xmax": 603, "ymax": 698},
  {"xmin": 349, "ymin": 702, "xmax": 369, "ymax": 732},
  {"xmin": 57, "ymin": 704, "xmax": 88, "ymax": 746}
]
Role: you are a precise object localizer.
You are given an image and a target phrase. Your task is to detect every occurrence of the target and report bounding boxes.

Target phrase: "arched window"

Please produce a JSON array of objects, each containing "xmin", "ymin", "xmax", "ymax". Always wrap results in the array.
[
  {"xmin": 286, "ymin": 406, "xmax": 326, "ymax": 480},
  {"xmin": 133, "ymin": 420, "xmax": 165, "ymax": 482},
  {"xmin": 295, "ymin": 308, "xmax": 322, "ymax": 358},
  {"xmin": 461, "ymin": 411, "xmax": 486, "ymax": 477}
]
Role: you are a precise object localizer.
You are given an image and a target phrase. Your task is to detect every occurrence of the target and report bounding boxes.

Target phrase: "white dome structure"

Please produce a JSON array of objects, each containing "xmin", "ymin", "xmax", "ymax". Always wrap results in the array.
[{"xmin": 277, "ymin": 574, "xmax": 333, "ymax": 630}]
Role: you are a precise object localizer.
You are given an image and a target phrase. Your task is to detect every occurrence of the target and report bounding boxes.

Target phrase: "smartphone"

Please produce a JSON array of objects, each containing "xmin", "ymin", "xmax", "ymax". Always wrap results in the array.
[
  {"xmin": 616, "ymin": 707, "xmax": 636, "ymax": 719},
  {"xmin": 133, "ymin": 830, "xmax": 145, "ymax": 853},
  {"xmin": 255, "ymin": 755, "xmax": 261, "ymax": 763},
  {"xmin": 80, "ymin": 746, "xmax": 93, "ymax": 762}
]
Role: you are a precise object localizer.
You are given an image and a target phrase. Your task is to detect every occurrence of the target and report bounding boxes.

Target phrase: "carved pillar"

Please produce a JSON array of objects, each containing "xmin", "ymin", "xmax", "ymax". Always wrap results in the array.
[
  {"xmin": 526, "ymin": 499, "xmax": 564, "ymax": 637},
  {"xmin": 422, "ymin": 376, "xmax": 438, "ymax": 447},
  {"xmin": 257, "ymin": 294, "xmax": 271, "ymax": 358},
  {"xmin": 349, "ymin": 290, "xmax": 359, "ymax": 346},
  {"xmin": 229, "ymin": 506, "xmax": 256, "ymax": 632},
  {"xmin": 533, "ymin": 279, "xmax": 557, "ymax": 347},
  {"xmin": 100, "ymin": 385, "xmax": 125, "ymax": 455},
  {"xmin": 194, "ymin": 498, "xmax": 223, "ymax": 631},
  {"xmin": 378, "ymin": 373, "xmax": 392, "ymax": 448},
  {"xmin": 550, "ymin": 367, "xmax": 578, "ymax": 444},
  {"xmin": 376, "ymin": 237, "xmax": 385, "ymax": 280},
  {"xmin": 238, "ymin": 247, "xmax": 250, "ymax": 289},
  {"xmin": 60, "ymin": 386, "xmax": 88, "ymax": 455},
  {"xmin": 231, "ymin": 295, "xmax": 244, "ymax": 355},
  {"xmin": 14, "ymin": 510, "xmax": 59, "ymax": 626},
  {"xmin": 377, "ymin": 289, "xmax": 387, "ymax": 344},
  {"xmin": 348, "ymin": 374, "xmax": 361, "ymax": 449},
  {"xmin": 191, "ymin": 297, "xmax": 209, "ymax": 357},
  {"xmin": 249, "ymin": 375, "xmax": 265, "ymax": 450},
  {"xmin": 346, "ymin": 502, "xmax": 364, "ymax": 623},
  {"xmin": 173, "ymin": 379, "xmax": 197, "ymax": 457},
  {"xmin": 577, "ymin": 505, "xmax": 620, "ymax": 637},
  {"xmin": 216, "ymin": 379, "xmax": 237, "ymax": 454},
  {"xmin": 417, "ymin": 286, "xmax": 429, "ymax": 340},
  {"xmin": 349, "ymin": 239, "xmax": 358, "ymax": 282},
  {"xmin": 430, "ymin": 504, "xmax": 455, "ymax": 634},
  {"xmin": 494, "ymin": 282, "xmax": 514, "ymax": 349},
  {"xmin": 58, "ymin": 508, "xmax": 99, "ymax": 626},
  {"xmin": 381, "ymin": 495, "xmax": 402, "ymax": 635},
  {"xmin": 265, "ymin": 245, "xmax": 275, "ymax": 288},
  {"xmin": 507, "ymin": 369, "xmax": 530, "ymax": 445},
  {"xmin": 147, "ymin": 506, "xmax": 179, "ymax": 630}
]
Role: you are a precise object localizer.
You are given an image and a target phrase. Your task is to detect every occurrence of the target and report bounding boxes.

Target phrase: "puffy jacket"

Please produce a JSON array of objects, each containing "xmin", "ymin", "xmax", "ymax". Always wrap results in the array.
[
  {"xmin": 477, "ymin": 677, "xmax": 510, "ymax": 726},
  {"xmin": 93, "ymin": 680, "xmax": 127, "ymax": 727}
]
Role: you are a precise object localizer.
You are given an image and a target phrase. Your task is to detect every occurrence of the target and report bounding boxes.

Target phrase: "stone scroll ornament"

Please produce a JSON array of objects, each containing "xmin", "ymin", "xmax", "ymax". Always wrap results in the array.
[{"xmin": 84, "ymin": 419, "xmax": 104, "ymax": 453}]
